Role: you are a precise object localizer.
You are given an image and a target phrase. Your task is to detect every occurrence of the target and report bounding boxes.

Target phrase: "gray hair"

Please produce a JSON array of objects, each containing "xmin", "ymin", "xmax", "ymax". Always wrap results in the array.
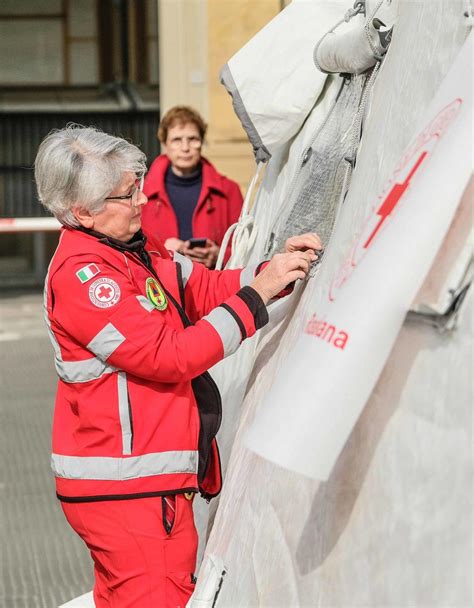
[{"xmin": 34, "ymin": 125, "xmax": 147, "ymax": 227}]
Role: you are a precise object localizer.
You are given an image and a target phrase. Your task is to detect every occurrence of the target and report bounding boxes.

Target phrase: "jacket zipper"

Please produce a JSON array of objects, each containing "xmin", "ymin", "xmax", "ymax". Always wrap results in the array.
[
  {"xmin": 127, "ymin": 390, "xmax": 134, "ymax": 454},
  {"xmin": 123, "ymin": 249, "xmax": 223, "ymax": 489}
]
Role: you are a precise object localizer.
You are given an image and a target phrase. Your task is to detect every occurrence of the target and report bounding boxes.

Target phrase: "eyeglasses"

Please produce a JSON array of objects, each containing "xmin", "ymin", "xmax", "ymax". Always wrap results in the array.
[
  {"xmin": 105, "ymin": 176, "xmax": 145, "ymax": 206},
  {"xmin": 167, "ymin": 136, "xmax": 202, "ymax": 149}
]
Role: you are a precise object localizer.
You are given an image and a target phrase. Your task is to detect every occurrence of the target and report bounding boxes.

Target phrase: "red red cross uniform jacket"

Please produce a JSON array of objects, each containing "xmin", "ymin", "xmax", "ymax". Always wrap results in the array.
[
  {"xmin": 45, "ymin": 227, "xmax": 268, "ymax": 503},
  {"xmin": 141, "ymin": 155, "xmax": 243, "ymax": 261}
]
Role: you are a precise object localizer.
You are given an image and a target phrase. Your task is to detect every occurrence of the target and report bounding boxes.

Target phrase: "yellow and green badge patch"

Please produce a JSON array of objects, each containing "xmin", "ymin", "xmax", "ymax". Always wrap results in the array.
[{"xmin": 146, "ymin": 277, "xmax": 167, "ymax": 311}]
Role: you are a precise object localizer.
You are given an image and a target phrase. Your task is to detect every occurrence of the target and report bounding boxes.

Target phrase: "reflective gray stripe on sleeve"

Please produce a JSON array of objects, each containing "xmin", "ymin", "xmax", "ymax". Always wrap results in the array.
[
  {"xmin": 44, "ymin": 269, "xmax": 66, "ymax": 369},
  {"xmin": 117, "ymin": 372, "xmax": 132, "ymax": 455},
  {"xmin": 202, "ymin": 306, "xmax": 241, "ymax": 357},
  {"xmin": 136, "ymin": 295, "xmax": 155, "ymax": 312},
  {"xmin": 173, "ymin": 251, "xmax": 194, "ymax": 287},
  {"xmin": 51, "ymin": 450, "xmax": 198, "ymax": 480},
  {"xmin": 44, "ymin": 264, "xmax": 116, "ymax": 384},
  {"xmin": 240, "ymin": 264, "xmax": 258, "ymax": 288},
  {"xmin": 87, "ymin": 323, "xmax": 125, "ymax": 360},
  {"xmin": 55, "ymin": 358, "xmax": 116, "ymax": 383}
]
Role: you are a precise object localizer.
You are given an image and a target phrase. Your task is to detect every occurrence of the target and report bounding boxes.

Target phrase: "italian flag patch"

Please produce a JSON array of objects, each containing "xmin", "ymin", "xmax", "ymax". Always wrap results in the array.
[{"xmin": 76, "ymin": 263, "xmax": 100, "ymax": 284}]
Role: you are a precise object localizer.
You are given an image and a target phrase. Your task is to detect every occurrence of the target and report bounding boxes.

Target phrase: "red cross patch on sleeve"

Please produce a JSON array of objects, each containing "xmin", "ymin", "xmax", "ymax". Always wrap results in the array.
[{"xmin": 89, "ymin": 277, "xmax": 121, "ymax": 308}]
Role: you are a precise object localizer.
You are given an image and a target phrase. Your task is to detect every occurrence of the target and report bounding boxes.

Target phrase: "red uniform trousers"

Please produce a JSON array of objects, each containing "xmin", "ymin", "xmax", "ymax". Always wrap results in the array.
[{"xmin": 61, "ymin": 494, "xmax": 197, "ymax": 608}]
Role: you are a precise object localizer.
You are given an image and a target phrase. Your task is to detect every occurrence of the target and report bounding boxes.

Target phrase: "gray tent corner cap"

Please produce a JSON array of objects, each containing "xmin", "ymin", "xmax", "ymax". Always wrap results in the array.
[{"xmin": 219, "ymin": 63, "xmax": 271, "ymax": 163}]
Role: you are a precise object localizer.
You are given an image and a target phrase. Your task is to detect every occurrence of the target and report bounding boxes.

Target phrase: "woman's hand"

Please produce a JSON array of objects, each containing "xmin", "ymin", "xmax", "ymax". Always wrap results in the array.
[
  {"xmin": 250, "ymin": 250, "xmax": 317, "ymax": 304},
  {"xmin": 181, "ymin": 239, "xmax": 219, "ymax": 268},
  {"xmin": 285, "ymin": 232, "xmax": 322, "ymax": 254},
  {"xmin": 164, "ymin": 237, "xmax": 185, "ymax": 252}
]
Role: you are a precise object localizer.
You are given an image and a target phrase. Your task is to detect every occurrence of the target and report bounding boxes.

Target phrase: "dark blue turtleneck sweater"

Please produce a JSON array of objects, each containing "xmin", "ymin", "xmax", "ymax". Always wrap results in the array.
[{"xmin": 165, "ymin": 164, "xmax": 203, "ymax": 241}]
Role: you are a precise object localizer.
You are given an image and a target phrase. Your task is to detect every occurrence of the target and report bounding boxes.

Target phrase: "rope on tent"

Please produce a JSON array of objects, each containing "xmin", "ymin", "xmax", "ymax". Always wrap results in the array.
[
  {"xmin": 313, "ymin": 1, "xmax": 367, "ymax": 74},
  {"xmin": 364, "ymin": 1, "xmax": 388, "ymax": 61},
  {"xmin": 314, "ymin": 0, "xmax": 391, "ymax": 75},
  {"xmin": 215, "ymin": 161, "xmax": 265, "ymax": 270}
]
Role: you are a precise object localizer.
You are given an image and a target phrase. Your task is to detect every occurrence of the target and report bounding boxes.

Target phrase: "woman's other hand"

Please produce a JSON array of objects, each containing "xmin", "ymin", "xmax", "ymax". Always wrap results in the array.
[
  {"xmin": 181, "ymin": 239, "xmax": 219, "ymax": 269},
  {"xmin": 165, "ymin": 237, "xmax": 185, "ymax": 252},
  {"xmin": 285, "ymin": 232, "xmax": 322, "ymax": 254}
]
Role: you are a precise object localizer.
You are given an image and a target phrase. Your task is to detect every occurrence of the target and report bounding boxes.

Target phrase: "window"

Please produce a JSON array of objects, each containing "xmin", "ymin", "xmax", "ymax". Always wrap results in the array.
[{"xmin": 0, "ymin": 0, "xmax": 159, "ymax": 89}]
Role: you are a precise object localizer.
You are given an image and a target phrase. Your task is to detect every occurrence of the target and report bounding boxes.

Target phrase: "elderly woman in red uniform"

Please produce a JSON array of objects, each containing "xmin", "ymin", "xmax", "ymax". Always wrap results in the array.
[
  {"xmin": 35, "ymin": 125, "xmax": 320, "ymax": 608},
  {"xmin": 141, "ymin": 105, "xmax": 244, "ymax": 268}
]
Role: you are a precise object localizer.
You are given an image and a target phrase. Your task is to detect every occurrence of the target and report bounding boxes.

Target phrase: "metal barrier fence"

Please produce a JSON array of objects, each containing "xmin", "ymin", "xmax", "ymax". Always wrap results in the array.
[{"xmin": 0, "ymin": 112, "xmax": 160, "ymax": 219}]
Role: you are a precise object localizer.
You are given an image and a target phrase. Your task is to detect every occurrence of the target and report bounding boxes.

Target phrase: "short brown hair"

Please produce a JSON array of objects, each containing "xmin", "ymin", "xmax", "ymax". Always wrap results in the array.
[{"xmin": 158, "ymin": 106, "xmax": 208, "ymax": 143}]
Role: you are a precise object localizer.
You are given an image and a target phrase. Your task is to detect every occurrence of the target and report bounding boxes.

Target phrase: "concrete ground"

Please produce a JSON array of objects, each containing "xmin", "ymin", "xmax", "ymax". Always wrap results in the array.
[{"xmin": 0, "ymin": 289, "xmax": 93, "ymax": 608}]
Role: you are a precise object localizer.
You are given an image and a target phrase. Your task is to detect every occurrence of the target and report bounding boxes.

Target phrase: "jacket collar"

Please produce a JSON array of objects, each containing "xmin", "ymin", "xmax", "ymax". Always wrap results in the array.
[
  {"xmin": 75, "ymin": 225, "xmax": 147, "ymax": 253},
  {"xmin": 70, "ymin": 226, "xmax": 152, "ymax": 267}
]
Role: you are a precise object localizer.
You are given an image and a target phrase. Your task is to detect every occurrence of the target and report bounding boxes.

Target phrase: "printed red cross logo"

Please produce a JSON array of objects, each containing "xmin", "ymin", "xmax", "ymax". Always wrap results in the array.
[{"xmin": 98, "ymin": 286, "xmax": 112, "ymax": 300}]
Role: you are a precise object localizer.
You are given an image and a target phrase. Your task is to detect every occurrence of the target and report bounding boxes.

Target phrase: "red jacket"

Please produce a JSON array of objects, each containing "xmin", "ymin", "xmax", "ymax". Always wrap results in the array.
[
  {"xmin": 45, "ymin": 228, "xmax": 268, "ymax": 502},
  {"xmin": 141, "ymin": 155, "xmax": 243, "ymax": 251}
]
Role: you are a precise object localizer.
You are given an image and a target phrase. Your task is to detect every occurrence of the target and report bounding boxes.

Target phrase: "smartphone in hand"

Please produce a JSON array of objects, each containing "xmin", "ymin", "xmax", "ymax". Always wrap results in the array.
[{"xmin": 188, "ymin": 237, "xmax": 208, "ymax": 249}]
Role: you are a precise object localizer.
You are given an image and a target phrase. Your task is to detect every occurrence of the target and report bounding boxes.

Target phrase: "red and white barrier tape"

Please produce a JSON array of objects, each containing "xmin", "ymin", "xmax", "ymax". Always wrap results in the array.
[{"xmin": 0, "ymin": 218, "xmax": 61, "ymax": 233}]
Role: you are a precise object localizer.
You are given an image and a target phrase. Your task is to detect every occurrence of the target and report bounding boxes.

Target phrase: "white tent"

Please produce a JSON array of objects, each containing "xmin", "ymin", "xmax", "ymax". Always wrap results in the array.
[{"xmin": 191, "ymin": 1, "xmax": 473, "ymax": 606}]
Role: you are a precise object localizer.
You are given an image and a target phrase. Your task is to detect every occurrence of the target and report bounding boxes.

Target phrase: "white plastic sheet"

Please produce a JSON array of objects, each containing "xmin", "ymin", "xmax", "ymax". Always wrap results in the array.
[{"xmin": 246, "ymin": 32, "xmax": 473, "ymax": 481}]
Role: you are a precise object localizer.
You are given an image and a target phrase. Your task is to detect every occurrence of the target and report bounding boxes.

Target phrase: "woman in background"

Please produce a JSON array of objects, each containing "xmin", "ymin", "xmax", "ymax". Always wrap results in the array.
[{"xmin": 141, "ymin": 105, "xmax": 244, "ymax": 268}]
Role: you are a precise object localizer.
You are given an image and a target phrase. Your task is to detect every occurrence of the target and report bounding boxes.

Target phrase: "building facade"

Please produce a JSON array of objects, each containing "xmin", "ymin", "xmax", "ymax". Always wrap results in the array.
[{"xmin": 0, "ymin": 0, "xmax": 284, "ymax": 285}]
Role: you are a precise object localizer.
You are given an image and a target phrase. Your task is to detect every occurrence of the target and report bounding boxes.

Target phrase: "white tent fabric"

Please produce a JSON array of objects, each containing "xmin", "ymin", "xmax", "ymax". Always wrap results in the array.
[
  {"xmin": 220, "ymin": 0, "xmax": 360, "ymax": 162},
  {"xmin": 190, "ymin": 0, "xmax": 473, "ymax": 606}
]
